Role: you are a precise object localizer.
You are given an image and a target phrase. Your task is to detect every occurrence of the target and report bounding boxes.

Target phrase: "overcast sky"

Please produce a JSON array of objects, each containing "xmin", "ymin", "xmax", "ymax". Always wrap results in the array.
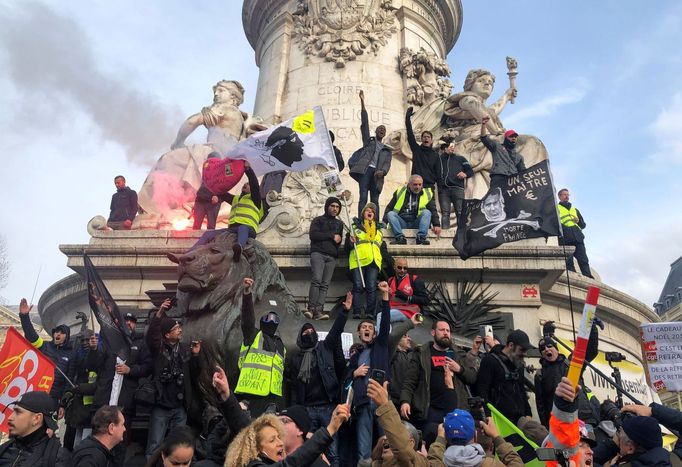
[{"xmin": 1, "ymin": 1, "xmax": 681, "ymax": 309}]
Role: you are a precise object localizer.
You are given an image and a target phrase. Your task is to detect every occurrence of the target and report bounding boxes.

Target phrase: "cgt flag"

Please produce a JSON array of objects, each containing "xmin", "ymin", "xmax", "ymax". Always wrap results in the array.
[
  {"xmin": 0, "ymin": 327, "xmax": 56, "ymax": 433},
  {"xmin": 226, "ymin": 106, "xmax": 336, "ymax": 176},
  {"xmin": 84, "ymin": 254, "xmax": 132, "ymax": 360},
  {"xmin": 454, "ymin": 160, "xmax": 561, "ymax": 260}
]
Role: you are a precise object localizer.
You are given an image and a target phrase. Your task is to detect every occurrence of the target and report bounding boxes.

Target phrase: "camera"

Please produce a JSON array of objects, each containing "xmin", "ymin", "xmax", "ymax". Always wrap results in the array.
[
  {"xmin": 605, "ymin": 352, "xmax": 626, "ymax": 363},
  {"xmin": 542, "ymin": 320, "xmax": 556, "ymax": 338},
  {"xmin": 600, "ymin": 399, "xmax": 622, "ymax": 426}
]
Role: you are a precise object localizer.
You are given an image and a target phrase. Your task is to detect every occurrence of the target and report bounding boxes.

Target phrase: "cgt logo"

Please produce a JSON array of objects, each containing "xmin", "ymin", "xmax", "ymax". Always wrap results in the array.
[{"xmin": 0, "ymin": 349, "xmax": 52, "ymax": 427}]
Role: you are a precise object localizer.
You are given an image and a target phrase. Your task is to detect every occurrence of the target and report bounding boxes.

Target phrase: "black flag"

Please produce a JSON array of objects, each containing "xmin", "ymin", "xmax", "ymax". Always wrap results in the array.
[
  {"xmin": 84, "ymin": 254, "xmax": 132, "ymax": 360},
  {"xmin": 454, "ymin": 160, "xmax": 561, "ymax": 260}
]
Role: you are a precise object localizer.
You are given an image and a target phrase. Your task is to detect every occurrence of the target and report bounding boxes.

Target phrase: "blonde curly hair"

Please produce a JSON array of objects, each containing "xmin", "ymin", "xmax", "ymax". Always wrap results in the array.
[{"xmin": 224, "ymin": 413, "xmax": 285, "ymax": 467}]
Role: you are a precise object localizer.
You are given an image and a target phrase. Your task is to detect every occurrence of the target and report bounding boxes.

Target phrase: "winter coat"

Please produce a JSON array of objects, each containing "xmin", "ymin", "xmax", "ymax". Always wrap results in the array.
[
  {"xmin": 371, "ymin": 401, "xmax": 429, "ymax": 467},
  {"xmin": 108, "ymin": 186, "xmax": 138, "ymax": 223},
  {"xmin": 480, "ymin": 135, "xmax": 525, "ymax": 177},
  {"xmin": 438, "ymin": 153, "xmax": 474, "ymax": 189},
  {"xmin": 0, "ymin": 429, "xmax": 71, "ymax": 467},
  {"xmin": 427, "ymin": 434, "xmax": 524, "ymax": 467},
  {"xmin": 309, "ymin": 198, "xmax": 345, "ymax": 258},
  {"xmin": 20, "ymin": 313, "xmax": 74, "ymax": 403},
  {"xmin": 348, "ymin": 107, "xmax": 392, "ymax": 192},
  {"xmin": 400, "ymin": 343, "xmax": 478, "ymax": 422},
  {"xmin": 406, "ymin": 112, "xmax": 439, "ymax": 189},
  {"xmin": 534, "ymin": 355, "xmax": 566, "ymax": 427},
  {"xmin": 72, "ymin": 435, "xmax": 115, "ymax": 467}
]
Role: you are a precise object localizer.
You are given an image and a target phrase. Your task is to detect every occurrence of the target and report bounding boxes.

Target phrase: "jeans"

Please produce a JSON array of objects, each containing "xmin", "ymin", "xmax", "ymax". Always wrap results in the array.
[
  {"xmin": 423, "ymin": 406, "xmax": 448, "ymax": 448},
  {"xmin": 438, "ymin": 186, "xmax": 464, "ymax": 229},
  {"xmin": 352, "ymin": 264, "xmax": 378, "ymax": 317},
  {"xmin": 307, "ymin": 404, "xmax": 339, "ymax": 466},
  {"xmin": 386, "ymin": 210, "xmax": 431, "ymax": 240},
  {"xmin": 355, "ymin": 401, "xmax": 383, "ymax": 461},
  {"xmin": 146, "ymin": 406, "xmax": 187, "ymax": 458},
  {"xmin": 193, "ymin": 201, "xmax": 220, "ymax": 230},
  {"xmin": 308, "ymin": 252, "xmax": 337, "ymax": 312},
  {"xmin": 227, "ymin": 224, "xmax": 256, "ymax": 247},
  {"xmin": 357, "ymin": 167, "xmax": 381, "ymax": 218}
]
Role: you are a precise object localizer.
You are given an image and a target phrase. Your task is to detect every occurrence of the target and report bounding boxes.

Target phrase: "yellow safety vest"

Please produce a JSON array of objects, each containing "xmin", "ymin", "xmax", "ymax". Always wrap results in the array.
[
  {"xmin": 349, "ymin": 224, "xmax": 382, "ymax": 270},
  {"xmin": 235, "ymin": 331, "xmax": 285, "ymax": 397},
  {"xmin": 229, "ymin": 194, "xmax": 265, "ymax": 232},
  {"xmin": 557, "ymin": 204, "xmax": 580, "ymax": 228},
  {"xmin": 392, "ymin": 187, "xmax": 433, "ymax": 217}
]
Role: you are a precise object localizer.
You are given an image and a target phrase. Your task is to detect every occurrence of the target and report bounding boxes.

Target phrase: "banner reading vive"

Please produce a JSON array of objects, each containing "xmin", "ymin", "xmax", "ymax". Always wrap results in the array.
[{"xmin": 0, "ymin": 327, "xmax": 56, "ymax": 433}]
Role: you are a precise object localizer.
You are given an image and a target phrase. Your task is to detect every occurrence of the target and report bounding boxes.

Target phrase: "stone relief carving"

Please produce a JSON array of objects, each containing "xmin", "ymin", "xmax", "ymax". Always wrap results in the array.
[
  {"xmin": 399, "ymin": 47, "xmax": 452, "ymax": 107},
  {"xmin": 293, "ymin": 0, "xmax": 398, "ymax": 68}
]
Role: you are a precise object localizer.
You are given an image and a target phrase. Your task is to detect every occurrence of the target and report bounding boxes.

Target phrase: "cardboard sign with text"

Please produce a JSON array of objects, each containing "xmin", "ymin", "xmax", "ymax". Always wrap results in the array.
[{"xmin": 640, "ymin": 322, "xmax": 682, "ymax": 393}]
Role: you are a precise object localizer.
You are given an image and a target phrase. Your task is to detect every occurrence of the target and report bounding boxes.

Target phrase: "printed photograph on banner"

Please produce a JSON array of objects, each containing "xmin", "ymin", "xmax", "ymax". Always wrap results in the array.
[{"xmin": 322, "ymin": 170, "xmax": 343, "ymax": 193}]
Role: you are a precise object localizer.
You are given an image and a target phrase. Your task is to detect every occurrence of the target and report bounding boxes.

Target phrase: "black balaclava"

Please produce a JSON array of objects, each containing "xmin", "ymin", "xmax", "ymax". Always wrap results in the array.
[
  {"xmin": 260, "ymin": 312, "xmax": 280, "ymax": 337},
  {"xmin": 297, "ymin": 323, "xmax": 318, "ymax": 350},
  {"xmin": 503, "ymin": 136, "xmax": 516, "ymax": 151}
]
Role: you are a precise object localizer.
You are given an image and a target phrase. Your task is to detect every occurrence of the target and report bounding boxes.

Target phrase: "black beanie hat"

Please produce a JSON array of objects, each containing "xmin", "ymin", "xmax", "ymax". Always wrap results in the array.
[{"xmin": 622, "ymin": 416, "xmax": 662, "ymax": 449}]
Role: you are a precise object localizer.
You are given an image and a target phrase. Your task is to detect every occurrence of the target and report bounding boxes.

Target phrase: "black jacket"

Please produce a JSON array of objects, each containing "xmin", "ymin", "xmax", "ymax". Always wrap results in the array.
[
  {"xmin": 108, "ymin": 186, "xmax": 138, "ymax": 223},
  {"xmin": 72, "ymin": 436, "xmax": 115, "ymax": 467},
  {"xmin": 480, "ymin": 135, "xmax": 525, "ymax": 177},
  {"xmin": 309, "ymin": 198, "xmax": 345, "ymax": 258},
  {"xmin": 20, "ymin": 314, "xmax": 74, "ymax": 403},
  {"xmin": 244, "ymin": 427, "xmax": 334, "ymax": 467},
  {"xmin": 90, "ymin": 330, "xmax": 152, "ymax": 411},
  {"xmin": 475, "ymin": 345, "xmax": 531, "ymax": 424},
  {"xmin": 534, "ymin": 355, "xmax": 566, "ymax": 427},
  {"xmin": 438, "ymin": 152, "xmax": 474, "ymax": 189},
  {"xmin": 287, "ymin": 309, "xmax": 349, "ymax": 405},
  {"xmin": 0, "ymin": 428, "xmax": 71, "ymax": 467},
  {"xmin": 348, "ymin": 107, "xmax": 392, "ymax": 192},
  {"xmin": 406, "ymin": 111, "xmax": 439, "ymax": 188}
]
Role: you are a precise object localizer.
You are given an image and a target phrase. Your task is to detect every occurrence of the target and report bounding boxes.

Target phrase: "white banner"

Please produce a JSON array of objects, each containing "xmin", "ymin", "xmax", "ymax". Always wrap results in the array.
[
  {"xmin": 226, "ymin": 106, "xmax": 336, "ymax": 176},
  {"xmin": 640, "ymin": 322, "xmax": 682, "ymax": 393}
]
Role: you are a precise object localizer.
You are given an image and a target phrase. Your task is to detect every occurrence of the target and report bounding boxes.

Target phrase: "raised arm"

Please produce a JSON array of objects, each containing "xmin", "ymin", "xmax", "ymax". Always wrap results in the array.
[
  {"xmin": 324, "ymin": 292, "xmax": 352, "ymax": 350},
  {"xmin": 19, "ymin": 299, "xmax": 43, "ymax": 349},
  {"xmin": 171, "ymin": 112, "xmax": 205, "ymax": 150},
  {"xmin": 405, "ymin": 107, "xmax": 419, "ymax": 152},
  {"xmin": 245, "ymin": 166, "xmax": 262, "ymax": 208},
  {"xmin": 359, "ymin": 90, "xmax": 370, "ymax": 145},
  {"xmin": 240, "ymin": 278, "xmax": 257, "ymax": 346}
]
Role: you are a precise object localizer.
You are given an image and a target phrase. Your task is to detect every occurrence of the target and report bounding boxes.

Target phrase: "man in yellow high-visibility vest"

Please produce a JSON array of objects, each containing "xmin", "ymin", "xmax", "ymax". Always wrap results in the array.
[
  {"xmin": 557, "ymin": 189, "xmax": 593, "ymax": 278},
  {"xmin": 384, "ymin": 174, "xmax": 442, "ymax": 245}
]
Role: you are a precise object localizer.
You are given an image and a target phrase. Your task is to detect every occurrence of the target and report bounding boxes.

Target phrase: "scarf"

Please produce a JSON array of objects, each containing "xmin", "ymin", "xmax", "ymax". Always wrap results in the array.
[
  {"xmin": 443, "ymin": 444, "xmax": 485, "ymax": 467},
  {"xmin": 363, "ymin": 219, "xmax": 377, "ymax": 241},
  {"xmin": 297, "ymin": 324, "xmax": 318, "ymax": 384}
]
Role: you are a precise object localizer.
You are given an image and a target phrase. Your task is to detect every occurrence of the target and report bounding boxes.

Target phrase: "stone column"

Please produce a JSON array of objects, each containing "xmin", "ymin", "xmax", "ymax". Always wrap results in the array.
[{"xmin": 242, "ymin": 0, "xmax": 462, "ymax": 204}]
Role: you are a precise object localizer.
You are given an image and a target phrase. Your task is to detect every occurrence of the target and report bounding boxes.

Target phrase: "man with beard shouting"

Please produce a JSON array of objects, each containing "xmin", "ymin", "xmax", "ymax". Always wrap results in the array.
[
  {"xmin": 399, "ymin": 319, "xmax": 478, "ymax": 447},
  {"xmin": 475, "ymin": 329, "xmax": 534, "ymax": 426},
  {"xmin": 480, "ymin": 116, "xmax": 525, "ymax": 189}
]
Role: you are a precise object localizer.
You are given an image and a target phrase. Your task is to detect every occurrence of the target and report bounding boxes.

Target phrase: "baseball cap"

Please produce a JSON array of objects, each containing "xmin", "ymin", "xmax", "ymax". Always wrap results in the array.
[
  {"xmin": 504, "ymin": 129, "xmax": 518, "ymax": 138},
  {"xmin": 507, "ymin": 329, "xmax": 535, "ymax": 350},
  {"xmin": 12, "ymin": 391, "xmax": 58, "ymax": 430},
  {"xmin": 279, "ymin": 405, "xmax": 311, "ymax": 435},
  {"xmin": 444, "ymin": 409, "xmax": 475, "ymax": 445},
  {"xmin": 124, "ymin": 312, "xmax": 138, "ymax": 323}
]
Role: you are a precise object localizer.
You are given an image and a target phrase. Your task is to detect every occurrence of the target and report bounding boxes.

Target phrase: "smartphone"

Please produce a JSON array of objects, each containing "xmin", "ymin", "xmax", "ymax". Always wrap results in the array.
[
  {"xmin": 535, "ymin": 448, "xmax": 558, "ymax": 461},
  {"xmin": 414, "ymin": 313, "xmax": 424, "ymax": 323},
  {"xmin": 345, "ymin": 386, "xmax": 354, "ymax": 406},
  {"xmin": 445, "ymin": 349, "xmax": 455, "ymax": 360},
  {"xmin": 370, "ymin": 368, "xmax": 386, "ymax": 385},
  {"xmin": 479, "ymin": 325, "xmax": 493, "ymax": 339}
]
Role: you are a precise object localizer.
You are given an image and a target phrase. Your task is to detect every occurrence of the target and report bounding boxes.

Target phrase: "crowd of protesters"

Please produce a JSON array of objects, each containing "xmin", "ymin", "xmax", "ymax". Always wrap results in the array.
[{"xmin": 0, "ymin": 91, "xmax": 651, "ymax": 467}]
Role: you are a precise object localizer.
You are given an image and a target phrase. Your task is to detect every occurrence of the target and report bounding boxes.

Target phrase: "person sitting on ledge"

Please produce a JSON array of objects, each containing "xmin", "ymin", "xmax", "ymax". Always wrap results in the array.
[{"xmin": 384, "ymin": 174, "xmax": 441, "ymax": 245}]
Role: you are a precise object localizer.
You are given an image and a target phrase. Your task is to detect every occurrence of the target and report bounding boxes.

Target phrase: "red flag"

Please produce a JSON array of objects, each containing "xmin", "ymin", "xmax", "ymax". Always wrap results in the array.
[{"xmin": 0, "ymin": 327, "xmax": 56, "ymax": 433}]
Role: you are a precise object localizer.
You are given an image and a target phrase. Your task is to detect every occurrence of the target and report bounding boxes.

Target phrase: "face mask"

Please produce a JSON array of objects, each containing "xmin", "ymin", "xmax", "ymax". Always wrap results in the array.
[
  {"xmin": 300, "ymin": 331, "xmax": 318, "ymax": 348},
  {"xmin": 261, "ymin": 320, "xmax": 278, "ymax": 337},
  {"xmin": 503, "ymin": 138, "xmax": 516, "ymax": 150}
]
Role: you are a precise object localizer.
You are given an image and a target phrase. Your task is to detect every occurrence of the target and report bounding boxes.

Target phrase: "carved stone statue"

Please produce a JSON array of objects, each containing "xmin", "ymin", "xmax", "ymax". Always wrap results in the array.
[
  {"xmin": 292, "ymin": 0, "xmax": 398, "ymax": 68},
  {"xmin": 135, "ymin": 80, "xmax": 266, "ymax": 228},
  {"xmin": 398, "ymin": 47, "xmax": 452, "ymax": 107}
]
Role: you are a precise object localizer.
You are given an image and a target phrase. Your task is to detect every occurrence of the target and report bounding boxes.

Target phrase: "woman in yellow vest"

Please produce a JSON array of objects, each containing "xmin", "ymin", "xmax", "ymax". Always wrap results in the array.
[{"xmin": 347, "ymin": 202, "xmax": 383, "ymax": 319}]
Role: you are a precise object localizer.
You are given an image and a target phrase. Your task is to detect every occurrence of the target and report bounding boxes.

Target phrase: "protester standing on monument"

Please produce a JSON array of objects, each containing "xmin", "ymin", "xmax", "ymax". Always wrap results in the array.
[
  {"xmin": 19, "ymin": 298, "xmax": 74, "ymax": 407},
  {"xmin": 287, "ymin": 292, "xmax": 352, "ymax": 466},
  {"xmin": 475, "ymin": 330, "xmax": 533, "ymax": 425},
  {"xmin": 306, "ymin": 196, "xmax": 345, "ymax": 320},
  {"xmin": 399, "ymin": 319, "xmax": 478, "ymax": 446},
  {"xmin": 345, "ymin": 281, "xmax": 391, "ymax": 463},
  {"xmin": 0, "ymin": 391, "xmax": 71, "ymax": 466},
  {"xmin": 438, "ymin": 142, "xmax": 474, "ymax": 229},
  {"xmin": 348, "ymin": 90, "xmax": 392, "ymax": 219},
  {"xmin": 235, "ymin": 277, "xmax": 286, "ymax": 417},
  {"xmin": 193, "ymin": 154, "xmax": 222, "ymax": 230},
  {"xmin": 145, "ymin": 298, "xmax": 202, "ymax": 459},
  {"xmin": 557, "ymin": 188, "xmax": 594, "ymax": 278},
  {"xmin": 480, "ymin": 117, "xmax": 525, "ymax": 189},
  {"xmin": 384, "ymin": 174, "xmax": 442, "ymax": 245},
  {"xmin": 71, "ymin": 405, "xmax": 126, "ymax": 467},
  {"xmin": 329, "ymin": 130, "xmax": 345, "ymax": 172},
  {"xmin": 107, "ymin": 175, "xmax": 138, "ymax": 230},
  {"xmin": 406, "ymin": 106, "xmax": 439, "ymax": 190},
  {"xmin": 387, "ymin": 257, "xmax": 430, "ymax": 323},
  {"xmin": 347, "ymin": 202, "xmax": 383, "ymax": 319}
]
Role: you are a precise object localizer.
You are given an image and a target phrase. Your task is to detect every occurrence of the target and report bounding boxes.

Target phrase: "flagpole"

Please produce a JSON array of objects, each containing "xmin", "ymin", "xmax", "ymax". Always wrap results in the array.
[{"xmin": 29, "ymin": 265, "xmax": 42, "ymax": 305}]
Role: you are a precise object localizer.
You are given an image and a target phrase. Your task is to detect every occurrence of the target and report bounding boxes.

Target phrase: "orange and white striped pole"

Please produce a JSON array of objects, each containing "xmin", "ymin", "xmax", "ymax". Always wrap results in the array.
[{"xmin": 566, "ymin": 286, "xmax": 601, "ymax": 389}]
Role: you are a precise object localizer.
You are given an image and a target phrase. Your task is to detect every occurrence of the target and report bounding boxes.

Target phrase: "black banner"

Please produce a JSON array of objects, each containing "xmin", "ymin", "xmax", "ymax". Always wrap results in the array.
[
  {"xmin": 454, "ymin": 160, "xmax": 561, "ymax": 260},
  {"xmin": 84, "ymin": 254, "xmax": 132, "ymax": 360}
]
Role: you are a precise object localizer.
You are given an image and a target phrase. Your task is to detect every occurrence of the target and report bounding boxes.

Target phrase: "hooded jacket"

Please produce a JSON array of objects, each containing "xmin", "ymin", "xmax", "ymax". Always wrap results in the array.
[
  {"xmin": 286, "ymin": 307, "xmax": 349, "ymax": 405},
  {"xmin": 427, "ymin": 434, "xmax": 524, "ymax": 467},
  {"xmin": 480, "ymin": 135, "xmax": 525, "ymax": 177},
  {"xmin": 406, "ymin": 111, "xmax": 439, "ymax": 189},
  {"xmin": 108, "ymin": 186, "xmax": 138, "ymax": 223},
  {"xmin": 20, "ymin": 314, "xmax": 74, "ymax": 403},
  {"xmin": 309, "ymin": 197, "xmax": 345, "ymax": 258}
]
